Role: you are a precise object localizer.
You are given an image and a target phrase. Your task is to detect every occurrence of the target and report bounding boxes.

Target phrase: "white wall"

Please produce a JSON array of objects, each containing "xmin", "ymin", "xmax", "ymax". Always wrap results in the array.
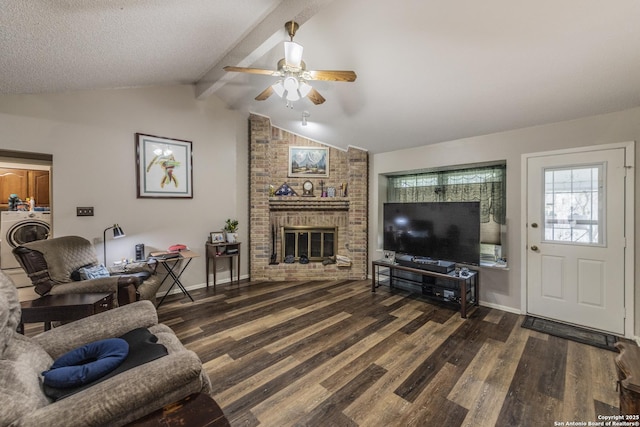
[
  {"xmin": 371, "ymin": 107, "xmax": 640, "ymax": 335},
  {"xmin": 0, "ymin": 85, "xmax": 248, "ymax": 291},
  {"xmin": 2, "ymin": 85, "xmax": 638, "ymax": 333}
]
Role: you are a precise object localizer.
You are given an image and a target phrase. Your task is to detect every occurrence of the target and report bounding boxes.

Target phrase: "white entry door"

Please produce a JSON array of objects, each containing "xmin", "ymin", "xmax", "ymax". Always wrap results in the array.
[{"xmin": 526, "ymin": 146, "xmax": 628, "ymax": 335}]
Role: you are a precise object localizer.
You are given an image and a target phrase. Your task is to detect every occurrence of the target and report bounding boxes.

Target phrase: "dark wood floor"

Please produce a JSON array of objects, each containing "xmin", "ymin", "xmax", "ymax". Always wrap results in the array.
[{"xmin": 155, "ymin": 279, "xmax": 621, "ymax": 427}]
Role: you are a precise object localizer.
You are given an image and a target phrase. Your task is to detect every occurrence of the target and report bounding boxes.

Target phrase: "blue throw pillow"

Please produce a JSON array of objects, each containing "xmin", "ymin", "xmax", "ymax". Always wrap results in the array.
[
  {"xmin": 78, "ymin": 264, "xmax": 110, "ymax": 280},
  {"xmin": 70, "ymin": 264, "xmax": 94, "ymax": 281},
  {"xmin": 42, "ymin": 338, "xmax": 129, "ymax": 388}
]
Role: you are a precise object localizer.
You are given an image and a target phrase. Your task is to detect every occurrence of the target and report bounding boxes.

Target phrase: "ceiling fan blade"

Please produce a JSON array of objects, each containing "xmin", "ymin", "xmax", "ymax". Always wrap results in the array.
[
  {"xmin": 307, "ymin": 88, "xmax": 326, "ymax": 105},
  {"xmin": 306, "ymin": 70, "xmax": 357, "ymax": 82},
  {"xmin": 255, "ymin": 86, "xmax": 274, "ymax": 101},
  {"xmin": 223, "ymin": 66, "xmax": 279, "ymax": 76}
]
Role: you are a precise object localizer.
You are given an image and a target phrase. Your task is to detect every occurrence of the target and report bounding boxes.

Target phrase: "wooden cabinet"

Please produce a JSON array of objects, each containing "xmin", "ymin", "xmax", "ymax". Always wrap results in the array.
[
  {"xmin": 0, "ymin": 168, "xmax": 50, "ymax": 209},
  {"xmin": 0, "ymin": 168, "xmax": 28, "ymax": 206},
  {"xmin": 28, "ymin": 170, "xmax": 50, "ymax": 207}
]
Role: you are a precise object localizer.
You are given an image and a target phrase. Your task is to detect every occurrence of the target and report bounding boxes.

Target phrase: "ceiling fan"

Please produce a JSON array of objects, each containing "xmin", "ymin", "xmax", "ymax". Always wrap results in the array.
[{"xmin": 223, "ymin": 21, "xmax": 357, "ymax": 106}]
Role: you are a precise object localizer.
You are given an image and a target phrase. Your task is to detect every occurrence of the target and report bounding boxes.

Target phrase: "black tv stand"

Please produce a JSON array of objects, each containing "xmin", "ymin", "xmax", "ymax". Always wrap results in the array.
[{"xmin": 372, "ymin": 260, "xmax": 479, "ymax": 318}]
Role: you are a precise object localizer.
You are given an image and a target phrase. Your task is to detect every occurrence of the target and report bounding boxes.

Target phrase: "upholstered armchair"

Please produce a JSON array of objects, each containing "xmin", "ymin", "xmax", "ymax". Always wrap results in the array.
[
  {"xmin": 0, "ymin": 269, "xmax": 213, "ymax": 427},
  {"xmin": 13, "ymin": 235, "xmax": 163, "ymax": 306}
]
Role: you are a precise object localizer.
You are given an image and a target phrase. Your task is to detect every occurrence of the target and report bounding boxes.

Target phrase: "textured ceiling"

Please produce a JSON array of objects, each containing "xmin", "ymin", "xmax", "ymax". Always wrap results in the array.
[
  {"xmin": 2, "ymin": 0, "xmax": 640, "ymax": 154},
  {"xmin": 0, "ymin": 0, "xmax": 282, "ymax": 93}
]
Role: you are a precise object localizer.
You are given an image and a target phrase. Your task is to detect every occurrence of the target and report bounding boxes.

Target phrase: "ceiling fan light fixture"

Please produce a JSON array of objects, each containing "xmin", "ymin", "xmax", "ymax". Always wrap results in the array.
[
  {"xmin": 284, "ymin": 41, "xmax": 303, "ymax": 68},
  {"xmin": 272, "ymin": 80, "xmax": 285, "ymax": 97},
  {"xmin": 283, "ymin": 76, "xmax": 299, "ymax": 92},
  {"xmin": 298, "ymin": 81, "xmax": 312, "ymax": 97},
  {"xmin": 286, "ymin": 89, "xmax": 300, "ymax": 102}
]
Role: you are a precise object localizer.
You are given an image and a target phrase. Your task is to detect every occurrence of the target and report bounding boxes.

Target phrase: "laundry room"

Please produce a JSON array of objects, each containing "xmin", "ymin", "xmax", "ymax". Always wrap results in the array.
[{"xmin": 0, "ymin": 154, "xmax": 52, "ymax": 288}]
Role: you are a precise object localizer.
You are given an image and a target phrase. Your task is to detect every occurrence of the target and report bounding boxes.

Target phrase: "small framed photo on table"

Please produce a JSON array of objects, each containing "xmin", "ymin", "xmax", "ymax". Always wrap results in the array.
[
  {"xmin": 383, "ymin": 250, "xmax": 396, "ymax": 264},
  {"xmin": 210, "ymin": 232, "xmax": 225, "ymax": 243}
]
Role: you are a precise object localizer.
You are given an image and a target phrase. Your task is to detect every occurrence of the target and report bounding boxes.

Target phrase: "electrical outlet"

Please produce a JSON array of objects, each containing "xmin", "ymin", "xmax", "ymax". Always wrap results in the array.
[{"xmin": 76, "ymin": 207, "xmax": 94, "ymax": 216}]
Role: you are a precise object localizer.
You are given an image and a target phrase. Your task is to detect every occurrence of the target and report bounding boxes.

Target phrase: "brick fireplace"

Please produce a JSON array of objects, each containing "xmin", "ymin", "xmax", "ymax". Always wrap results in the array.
[{"xmin": 249, "ymin": 114, "xmax": 368, "ymax": 281}]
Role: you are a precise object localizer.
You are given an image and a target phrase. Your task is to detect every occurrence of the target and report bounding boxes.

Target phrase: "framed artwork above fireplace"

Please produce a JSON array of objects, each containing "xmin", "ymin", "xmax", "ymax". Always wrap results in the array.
[{"xmin": 288, "ymin": 146, "xmax": 329, "ymax": 178}]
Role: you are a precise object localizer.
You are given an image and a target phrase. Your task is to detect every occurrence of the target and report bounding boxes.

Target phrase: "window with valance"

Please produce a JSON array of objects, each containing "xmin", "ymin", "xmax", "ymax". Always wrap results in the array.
[{"xmin": 386, "ymin": 163, "xmax": 506, "ymax": 245}]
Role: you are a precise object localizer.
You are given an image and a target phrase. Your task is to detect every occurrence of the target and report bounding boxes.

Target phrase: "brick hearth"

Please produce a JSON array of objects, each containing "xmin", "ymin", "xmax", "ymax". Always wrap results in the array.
[{"xmin": 249, "ymin": 114, "xmax": 368, "ymax": 281}]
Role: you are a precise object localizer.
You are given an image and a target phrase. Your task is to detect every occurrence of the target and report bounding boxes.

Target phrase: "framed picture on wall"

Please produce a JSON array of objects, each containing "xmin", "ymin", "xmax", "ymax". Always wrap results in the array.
[
  {"xmin": 288, "ymin": 146, "xmax": 329, "ymax": 178},
  {"xmin": 136, "ymin": 133, "xmax": 193, "ymax": 198}
]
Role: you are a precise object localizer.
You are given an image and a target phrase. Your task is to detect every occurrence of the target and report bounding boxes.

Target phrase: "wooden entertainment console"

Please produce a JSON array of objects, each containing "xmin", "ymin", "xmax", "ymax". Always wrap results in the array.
[{"xmin": 371, "ymin": 260, "xmax": 479, "ymax": 318}]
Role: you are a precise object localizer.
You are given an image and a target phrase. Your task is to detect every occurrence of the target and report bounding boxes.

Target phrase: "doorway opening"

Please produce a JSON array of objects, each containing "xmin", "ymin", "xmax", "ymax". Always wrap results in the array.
[{"xmin": 0, "ymin": 149, "xmax": 53, "ymax": 288}]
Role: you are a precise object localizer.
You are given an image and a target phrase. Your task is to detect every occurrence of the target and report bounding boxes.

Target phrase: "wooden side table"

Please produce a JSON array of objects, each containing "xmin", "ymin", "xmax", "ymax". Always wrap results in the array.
[
  {"xmin": 18, "ymin": 292, "xmax": 113, "ymax": 334},
  {"xmin": 206, "ymin": 242, "xmax": 241, "ymax": 289},
  {"xmin": 127, "ymin": 393, "xmax": 230, "ymax": 426},
  {"xmin": 614, "ymin": 341, "xmax": 640, "ymax": 415}
]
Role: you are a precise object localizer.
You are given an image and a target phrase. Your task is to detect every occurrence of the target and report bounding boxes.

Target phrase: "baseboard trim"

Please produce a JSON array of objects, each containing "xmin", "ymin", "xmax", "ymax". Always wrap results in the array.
[{"xmin": 478, "ymin": 301, "xmax": 522, "ymax": 315}]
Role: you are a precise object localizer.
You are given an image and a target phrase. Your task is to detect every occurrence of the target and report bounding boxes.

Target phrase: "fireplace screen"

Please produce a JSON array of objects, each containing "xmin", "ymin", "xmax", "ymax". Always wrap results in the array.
[{"xmin": 281, "ymin": 226, "xmax": 337, "ymax": 262}]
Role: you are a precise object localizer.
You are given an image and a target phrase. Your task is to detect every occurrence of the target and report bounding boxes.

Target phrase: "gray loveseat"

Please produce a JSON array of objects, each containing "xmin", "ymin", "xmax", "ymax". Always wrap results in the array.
[{"xmin": 0, "ymin": 269, "xmax": 213, "ymax": 427}]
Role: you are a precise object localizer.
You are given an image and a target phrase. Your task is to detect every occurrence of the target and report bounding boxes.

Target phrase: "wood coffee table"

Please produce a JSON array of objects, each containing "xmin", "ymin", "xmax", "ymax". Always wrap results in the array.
[
  {"xmin": 18, "ymin": 292, "xmax": 113, "ymax": 334},
  {"xmin": 128, "ymin": 393, "xmax": 230, "ymax": 426}
]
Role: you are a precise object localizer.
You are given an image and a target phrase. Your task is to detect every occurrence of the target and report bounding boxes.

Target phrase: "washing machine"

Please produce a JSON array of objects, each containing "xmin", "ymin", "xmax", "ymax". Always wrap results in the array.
[{"xmin": 1, "ymin": 211, "xmax": 51, "ymax": 269}]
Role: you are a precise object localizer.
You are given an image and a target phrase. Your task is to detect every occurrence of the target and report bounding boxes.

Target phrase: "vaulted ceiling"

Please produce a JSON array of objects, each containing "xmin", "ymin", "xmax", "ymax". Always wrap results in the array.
[{"xmin": 2, "ymin": 0, "xmax": 640, "ymax": 153}]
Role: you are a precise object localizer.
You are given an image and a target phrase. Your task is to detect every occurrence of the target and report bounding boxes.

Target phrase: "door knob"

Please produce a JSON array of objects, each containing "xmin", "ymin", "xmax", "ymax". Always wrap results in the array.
[
  {"xmin": 530, "ymin": 245, "xmax": 539, "ymax": 251},
  {"xmin": 531, "ymin": 223, "xmax": 538, "ymax": 228}
]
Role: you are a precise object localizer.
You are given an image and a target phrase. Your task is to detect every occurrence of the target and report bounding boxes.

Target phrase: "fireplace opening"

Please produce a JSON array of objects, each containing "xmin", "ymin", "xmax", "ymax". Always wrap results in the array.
[{"xmin": 281, "ymin": 226, "xmax": 337, "ymax": 262}]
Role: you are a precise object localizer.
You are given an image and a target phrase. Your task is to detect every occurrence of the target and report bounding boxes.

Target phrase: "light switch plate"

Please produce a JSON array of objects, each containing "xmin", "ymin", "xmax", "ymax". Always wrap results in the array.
[{"xmin": 76, "ymin": 207, "xmax": 94, "ymax": 216}]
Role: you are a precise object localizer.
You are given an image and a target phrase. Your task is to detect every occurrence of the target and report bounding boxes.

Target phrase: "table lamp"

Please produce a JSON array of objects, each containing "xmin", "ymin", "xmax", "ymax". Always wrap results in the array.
[{"xmin": 103, "ymin": 224, "xmax": 125, "ymax": 265}]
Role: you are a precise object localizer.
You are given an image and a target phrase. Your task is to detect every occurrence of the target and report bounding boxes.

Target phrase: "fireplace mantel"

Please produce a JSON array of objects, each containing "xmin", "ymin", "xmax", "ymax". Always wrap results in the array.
[{"xmin": 269, "ymin": 198, "xmax": 350, "ymax": 211}]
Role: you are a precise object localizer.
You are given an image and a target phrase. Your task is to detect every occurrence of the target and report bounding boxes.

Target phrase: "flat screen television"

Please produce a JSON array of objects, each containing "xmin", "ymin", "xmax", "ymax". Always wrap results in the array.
[{"xmin": 383, "ymin": 202, "xmax": 481, "ymax": 265}]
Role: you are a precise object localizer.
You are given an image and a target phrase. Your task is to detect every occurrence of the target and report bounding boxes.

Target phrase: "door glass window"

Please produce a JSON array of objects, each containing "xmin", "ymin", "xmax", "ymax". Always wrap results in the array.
[{"xmin": 544, "ymin": 165, "xmax": 603, "ymax": 244}]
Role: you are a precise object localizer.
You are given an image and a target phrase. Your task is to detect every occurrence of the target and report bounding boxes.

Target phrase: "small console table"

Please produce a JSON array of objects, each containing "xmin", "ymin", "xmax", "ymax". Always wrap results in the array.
[
  {"xmin": 372, "ymin": 260, "xmax": 479, "ymax": 318},
  {"xmin": 206, "ymin": 242, "xmax": 241, "ymax": 289}
]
